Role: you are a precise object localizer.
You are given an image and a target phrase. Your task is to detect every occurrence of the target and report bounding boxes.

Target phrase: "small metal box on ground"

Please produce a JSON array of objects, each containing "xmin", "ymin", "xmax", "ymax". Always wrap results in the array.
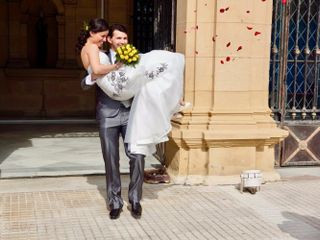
[{"xmin": 240, "ymin": 170, "xmax": 262, "ymax": 194}]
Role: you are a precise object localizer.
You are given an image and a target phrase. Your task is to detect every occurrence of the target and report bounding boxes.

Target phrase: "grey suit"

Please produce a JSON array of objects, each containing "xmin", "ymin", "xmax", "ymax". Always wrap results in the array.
[{"xmin": 81, "ymin": 52, "xmax": 145, "ymax": 209}]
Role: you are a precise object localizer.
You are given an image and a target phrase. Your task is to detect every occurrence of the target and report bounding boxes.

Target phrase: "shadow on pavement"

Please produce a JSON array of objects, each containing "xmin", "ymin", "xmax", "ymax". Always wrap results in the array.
[
  {"xmin": 0, "ymin": 125, "xmax": 33, "ymax": 165},
  {"xmin": 86, "ymin": 174, "xmax": 173, "ymax": 210},
  {"xmin": 278, "ymin": 211, "xmax": 320, "ymax": 240}
]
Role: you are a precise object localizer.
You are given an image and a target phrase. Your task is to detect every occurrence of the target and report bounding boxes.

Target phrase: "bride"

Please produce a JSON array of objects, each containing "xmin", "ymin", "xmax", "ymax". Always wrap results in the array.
[{"xmin": 77, "ymin": 19, "xmax": 185, "ymax": 156}]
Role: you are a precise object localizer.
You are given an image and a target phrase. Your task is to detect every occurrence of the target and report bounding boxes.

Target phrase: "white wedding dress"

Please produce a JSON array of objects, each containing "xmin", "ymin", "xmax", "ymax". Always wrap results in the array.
[{"xmin": 89, "ymin": 50, "xmax": 185, "ymax": 156}]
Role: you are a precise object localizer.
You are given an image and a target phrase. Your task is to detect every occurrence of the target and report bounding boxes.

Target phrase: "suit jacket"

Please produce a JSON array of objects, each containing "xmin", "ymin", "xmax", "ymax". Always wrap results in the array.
[{"xmin": 81, "ymin": 51, "xmax": 132, "ymax": 126}]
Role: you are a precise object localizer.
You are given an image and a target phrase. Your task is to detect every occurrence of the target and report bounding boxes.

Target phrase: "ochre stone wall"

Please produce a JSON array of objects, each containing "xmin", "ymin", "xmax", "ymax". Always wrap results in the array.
[
  {"xmin": 166, "ymin": 0, "xmax": 288, "ymax": 184},
  {"xmin": 0, "ymin": 0, "xmax": 133, "ymax": 118},
  {"xmin": 0, "ymin": 69, "xmax": 93, "ymax": 118}
]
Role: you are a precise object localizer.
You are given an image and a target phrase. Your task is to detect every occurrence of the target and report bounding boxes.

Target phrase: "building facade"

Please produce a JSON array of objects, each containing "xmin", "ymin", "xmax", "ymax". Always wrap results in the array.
[{"xmin": 1, "ymin": 0, "xmax": 318, "ymax": 183}]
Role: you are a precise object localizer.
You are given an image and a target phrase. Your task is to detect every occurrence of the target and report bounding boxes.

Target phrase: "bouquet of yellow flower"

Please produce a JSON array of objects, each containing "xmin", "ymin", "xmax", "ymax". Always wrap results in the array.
[{"xmin": 115, "ymin": 44, "xmax": 140, "ymax": 67}]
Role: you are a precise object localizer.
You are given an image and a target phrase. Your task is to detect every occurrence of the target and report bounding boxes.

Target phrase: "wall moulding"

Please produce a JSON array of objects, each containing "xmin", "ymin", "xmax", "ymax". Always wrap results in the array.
[
  {"xmin": 169, "ymin": 127, "xmax": 288, "ymax": 150},
  {"xmin": 63, "ymin": 0, "xmax": 77, "ymax": 5}
]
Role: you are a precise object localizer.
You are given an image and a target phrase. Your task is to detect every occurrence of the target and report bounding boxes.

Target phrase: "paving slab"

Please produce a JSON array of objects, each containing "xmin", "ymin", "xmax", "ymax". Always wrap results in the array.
[{"xmin": 0, "ymin": 175, "xmax": 319, "ymax": 239}]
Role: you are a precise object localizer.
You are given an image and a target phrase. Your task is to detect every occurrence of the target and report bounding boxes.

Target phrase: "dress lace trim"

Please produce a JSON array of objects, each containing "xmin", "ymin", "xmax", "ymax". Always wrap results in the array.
[
  {"xmin": 145, "ymin": 63, "xmax": 168, "ymax": 80},
  {"xmin": 107, "ymin": 70, "xmax": 129, "ymax": 97},
  {"xmin": 105, "ymin": 63, "xmax": 168, "ymax": 97}
]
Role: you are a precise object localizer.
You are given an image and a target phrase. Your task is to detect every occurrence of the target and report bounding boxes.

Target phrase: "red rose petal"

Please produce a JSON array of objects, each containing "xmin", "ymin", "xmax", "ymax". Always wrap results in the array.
[
  {"xmin": 220, "ymin": 60, "xmax": 224, "ymax": 64},
  {"xmin": 220, "ymin": 8, "xmax": 225, "ymax": 13},
  {"xmin": 226, "ymin": 56, "xmax": 231, "ymax": 62},
  {"xmin": 237, "ymin": 46, "xmax": 243, "ymax": 51},
  {"xmin": 225, "ymin": 7, "xmax": 230, "ymax": 11},
  {"xmin": 254, "ymin": 31, "xmax": 261, "ymax": 36},
  {"xmin": 246, "ymin": 10, "xmax": 250, "ymax": 13},
  {"xmin": 247, "ymin": 26, "xmax": 253, "ymax": 30},
  {"xmin": 212, "ymin": 37, "xmax": 216, "ymax": 42},
  {"xmin": 226, "ymin": 42, "xmax": 231, "ymax": 47}
]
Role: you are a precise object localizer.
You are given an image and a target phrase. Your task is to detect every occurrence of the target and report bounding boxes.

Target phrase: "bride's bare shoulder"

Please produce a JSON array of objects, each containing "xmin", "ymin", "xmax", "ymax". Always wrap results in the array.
[
  {"xmin": 81, "ymin": 44, "xmax": 97, "ymax": 69},
  {"xmin": 82, "ymin": 43, "xmax": 98, "ymax": 55},
  {"xmin": 85, "ymin": 43, "xmax": 99, "ymax": 52}
]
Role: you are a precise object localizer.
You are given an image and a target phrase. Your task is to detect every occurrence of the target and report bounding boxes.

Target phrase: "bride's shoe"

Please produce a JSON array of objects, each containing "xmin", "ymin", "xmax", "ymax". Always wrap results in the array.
[
  {"xmin": 172, "ymin": 113, "xmax": 183, "ymax": 119},
  {"xmin": 172, "ymin": 102, "xmax": 192, "ymax": 119},
  {"xmin": 178, "ymin": 101, "xmax": 192, "ymax": 112}
]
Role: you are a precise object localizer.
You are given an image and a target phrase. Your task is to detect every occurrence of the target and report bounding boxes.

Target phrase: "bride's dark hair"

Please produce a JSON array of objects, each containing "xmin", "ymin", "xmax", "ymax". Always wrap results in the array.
[{"xmin": 76, "ymin": 18, "xmax": 109, "ymax": 53}]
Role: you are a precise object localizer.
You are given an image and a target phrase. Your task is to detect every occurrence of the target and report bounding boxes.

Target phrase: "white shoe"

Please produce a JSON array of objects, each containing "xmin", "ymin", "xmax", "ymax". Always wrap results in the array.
[
  {"xmin": 178, "ymin": 102, "xmax": 192, "ymax": 112},
  {"xmin": 172, "ymin": 113, "xmax": 183, "ymax": 119}
]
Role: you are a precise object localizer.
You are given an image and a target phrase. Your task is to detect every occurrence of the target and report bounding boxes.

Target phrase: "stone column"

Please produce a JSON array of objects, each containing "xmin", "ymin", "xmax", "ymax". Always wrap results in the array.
[
  {"xmin": 0, "ymin": 1, "xmax": 8, "ymax": 66},
  {"xmin": 7, "ymin": 0, "xmax": 29, "ymax": 67},
  {"xmin": 56, "ymin": 15, "xmax": 66, "ymax": 68},
  {"xmin": 166, "ymin": 0, "xmax": 288, "ymax": 184},
  {"xmin": 63, "ymin": 0, "xmax": 78, "ymax": 68}
]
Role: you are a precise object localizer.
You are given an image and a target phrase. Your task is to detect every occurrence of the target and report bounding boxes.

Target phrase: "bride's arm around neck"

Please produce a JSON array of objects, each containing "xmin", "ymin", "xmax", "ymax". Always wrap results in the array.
[{"xmin": 81, "ymin": 43, "xmax": 117, "ymax": 75}]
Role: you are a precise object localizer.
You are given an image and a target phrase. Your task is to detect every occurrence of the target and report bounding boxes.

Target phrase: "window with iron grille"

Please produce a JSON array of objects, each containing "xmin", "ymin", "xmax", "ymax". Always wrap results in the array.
[
  {"xmin": 133, "ymin": 0, "xmax": 176, "ymax": 53},
  {"xmin": 269, "ymin": 0, "xmax": 320, "ymax": 121}
]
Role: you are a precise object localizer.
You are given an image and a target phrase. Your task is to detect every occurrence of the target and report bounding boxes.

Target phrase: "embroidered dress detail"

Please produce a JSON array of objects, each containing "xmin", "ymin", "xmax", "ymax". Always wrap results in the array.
[
  {"xmin": 145, "ymin": 63, "xmax": 168, "ymax": 80},
  {"xmin": 108, "ymin": 70, "xmax": 129, "ymax": 97}
]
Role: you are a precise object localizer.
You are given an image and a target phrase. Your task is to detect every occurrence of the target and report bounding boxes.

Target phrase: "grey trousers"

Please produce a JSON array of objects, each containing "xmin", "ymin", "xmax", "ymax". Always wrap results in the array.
[{"xmin": 99, "ymin": 124, "xmax": 145, "ymax": 209}]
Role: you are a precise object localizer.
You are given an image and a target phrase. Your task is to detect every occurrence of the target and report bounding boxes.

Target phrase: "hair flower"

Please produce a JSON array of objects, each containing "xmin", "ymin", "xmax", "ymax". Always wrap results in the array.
[{"xmin": 83, "ymin": 21, "xmax": 89, "ymax": 32}]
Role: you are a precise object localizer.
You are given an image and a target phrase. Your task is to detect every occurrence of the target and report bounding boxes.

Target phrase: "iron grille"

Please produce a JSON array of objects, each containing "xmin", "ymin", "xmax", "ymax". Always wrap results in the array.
[
  {"xmin": 269, "ymin": 0, "xmax": 320, "ymax": 122},
  {"xmin": 133, "ymin": 0, "xmax": 176, "ymax": 53}
]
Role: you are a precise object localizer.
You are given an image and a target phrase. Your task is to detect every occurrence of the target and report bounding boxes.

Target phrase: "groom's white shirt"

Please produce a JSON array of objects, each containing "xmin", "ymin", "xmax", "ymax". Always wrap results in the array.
[
  {"xmin": 85, "ymin": 75, "xmax": 95, "ymax": 86},
  {"xmin": 109, "ymin": 49, "xmax": 116, "ymax": 64}
]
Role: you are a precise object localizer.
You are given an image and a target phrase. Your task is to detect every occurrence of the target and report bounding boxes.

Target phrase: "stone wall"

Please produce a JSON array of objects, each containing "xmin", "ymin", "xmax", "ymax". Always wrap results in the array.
[
  {"xmin": 0, "ymin": 68, "xmax": 95, "ymax": 118},
  {"xmin": 166, "ymin": 0, "xmax": 288, "ymax": 184},
  {"xmin": 0, "ymin": 0, "xmax": 133, "ymax": 118}
]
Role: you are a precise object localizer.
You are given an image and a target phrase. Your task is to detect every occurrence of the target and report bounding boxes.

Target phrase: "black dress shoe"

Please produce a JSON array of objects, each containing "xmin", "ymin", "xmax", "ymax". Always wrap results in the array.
[
  {"xmin": 109, "ymin": 208, "xmax": 122, "ymax": 219},
  {"xmin": 131, "ymin": 203, "xmax": 142, "ymax": 219}
]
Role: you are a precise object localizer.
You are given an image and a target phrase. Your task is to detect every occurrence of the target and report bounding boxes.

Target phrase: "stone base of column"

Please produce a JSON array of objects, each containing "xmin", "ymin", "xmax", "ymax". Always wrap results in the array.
[
  {"xmin": 6, "ymin": 58, "xmax": 30, "ymax": 68},
  {"xmin": 165, "ymin": 119, "xmax": 288, "ymax": 185},
  {"xmin": 169, "ymin": 171, "xmax": 281, "ymax": 186}
]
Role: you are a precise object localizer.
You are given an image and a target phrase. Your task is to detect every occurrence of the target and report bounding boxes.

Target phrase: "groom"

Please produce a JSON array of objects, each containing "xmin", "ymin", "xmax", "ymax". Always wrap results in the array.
[{"xmin": 82, "ymin": 24, "xmax": 145, "ymax": 220}]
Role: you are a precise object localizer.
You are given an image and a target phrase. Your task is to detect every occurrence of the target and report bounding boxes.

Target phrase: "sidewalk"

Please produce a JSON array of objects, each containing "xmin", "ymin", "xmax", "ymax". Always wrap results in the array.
[
  {"xmin": 1, "ymin": 173, "xmax": 320, "ymax": 239},
  {"xmin": 1, "ymin": 124, "xmax": 320, "ymax": 239},
  {"xmin": 0, "ymin": 124, "xmax": 159, "ymax": 178}
]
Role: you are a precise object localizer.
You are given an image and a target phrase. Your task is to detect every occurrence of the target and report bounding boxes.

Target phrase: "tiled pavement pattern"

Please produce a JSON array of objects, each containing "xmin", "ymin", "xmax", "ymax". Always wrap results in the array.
[{"xmin": 0, "ymin": 176, "xmax": 319, "ymax": 239}]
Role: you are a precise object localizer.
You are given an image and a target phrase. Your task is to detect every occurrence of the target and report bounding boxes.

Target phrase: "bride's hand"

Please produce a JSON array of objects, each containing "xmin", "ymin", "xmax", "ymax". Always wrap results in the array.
[{"xmin": 114, "ymin": 62, "xmax": 123, "ymax": 70}]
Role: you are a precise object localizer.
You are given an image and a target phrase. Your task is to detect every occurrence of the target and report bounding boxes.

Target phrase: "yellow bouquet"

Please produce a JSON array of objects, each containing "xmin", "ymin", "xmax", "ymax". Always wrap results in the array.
[{"xmin": 115, "ymin": 44, "xmax": 140, "ymax": 67}]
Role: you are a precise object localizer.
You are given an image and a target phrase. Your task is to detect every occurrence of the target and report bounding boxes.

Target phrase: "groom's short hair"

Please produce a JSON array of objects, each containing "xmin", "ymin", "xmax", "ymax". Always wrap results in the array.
[{"xmin": 108, "ymin": 24, "xmax": 128, "ymax": 37}]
